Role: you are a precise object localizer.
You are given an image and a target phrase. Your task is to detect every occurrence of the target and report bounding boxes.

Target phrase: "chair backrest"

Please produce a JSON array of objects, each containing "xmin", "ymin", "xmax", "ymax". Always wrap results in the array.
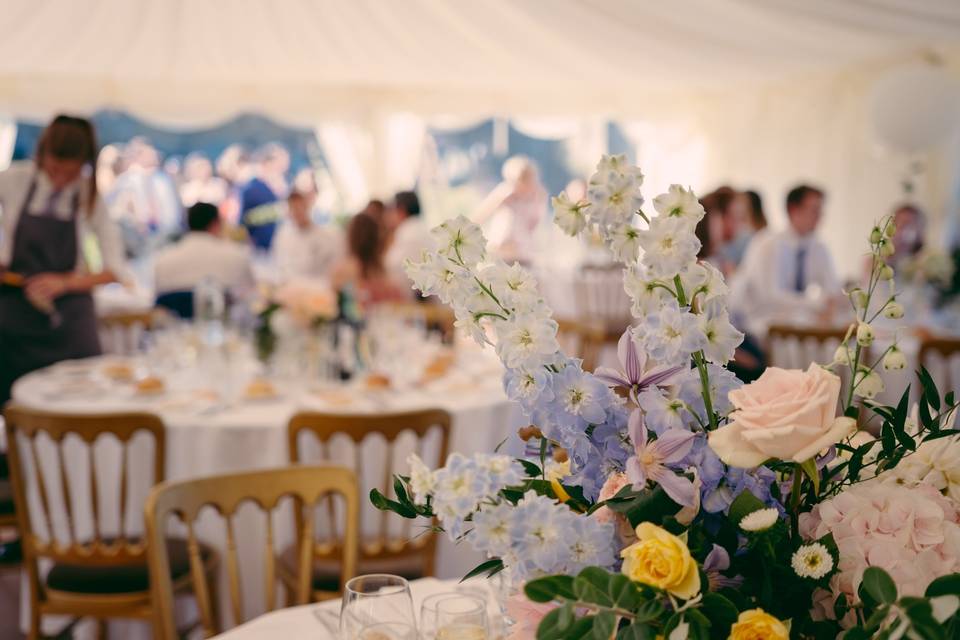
[
  {"xmin": 98, "ymin": 310, "xmax": 156, "ymax": 355},
  {"xmin": 382, "ymin": 302, "xmax": 456, "ymax": 343},
  {"xmin": 556, "ymin": 318, "xmax": 607, "ymax": 372},
  {"xmin": 918, "ymin": 336, "xmax": 960, "ymax": 398},
  {"xmin": 155, "ymin": 291, "xmax": 194, "ymax": 319},
  {"xmin": 767, "ymin": 324, "xmax": 855, "ymax": 370},
  {"xmin": 3, "ymin": 406, "xmax": 165, "ymax": 580},
  {"xmin": 287, "ymin": 409, "xmax": 450, "ymax": 576},
  {"xmin": 146, "ymin": 465, "xmax": 358, "ymax": 639},
  {"xmin": 573, "ymin": 265, "xmax": 632, "ymax": 329}
]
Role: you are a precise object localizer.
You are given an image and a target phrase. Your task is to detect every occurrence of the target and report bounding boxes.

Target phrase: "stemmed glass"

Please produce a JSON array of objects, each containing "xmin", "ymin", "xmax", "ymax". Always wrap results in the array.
[
  {"xmin": 339, "ymin": 574, "xmax": 417, "ymax": 640},
  {"xmin": 357, "ymin": 621, "xmax": 418, "ymax": 639},
  {"xmin": 420, "ymin": 594, "xmax": 489, "ymax": 640}
]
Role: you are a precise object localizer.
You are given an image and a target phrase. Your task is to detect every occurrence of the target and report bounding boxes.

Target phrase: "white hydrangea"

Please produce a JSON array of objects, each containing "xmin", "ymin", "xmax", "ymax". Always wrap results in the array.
[
  {"xmin": 739, "ymin": 507, "xmax": 780, "ymax": 532},
  {"xmin": 607, "ymin": 222, "xmax": 643, "ymax": 263},
  {"xmin": 586, "ymin": 154, "xmax": 644, "ymax": 229},
  {"xmin": 697, "ymin": 299, "xmax": 744, "ymax": 365},
  {"xmin": 551, "ymin": 192, "xmax": 590, "ymax": 237},
  {"xmin": 494, "ymin": 313, "xmax": 560, "ymax": 370},
  {"xmin": 635, "ymin": 300, "xmax": 705, "ymax": 367},
  {"xmin": 407, "ymin": 453, "xmax": 436, "ymax": 505},
  {"xmin": 623, "ymin": 264, "xmax": 671, "ymax": 316},
  {"xmin": 431, "ymin": 216, "xmax": 487, "ymax": 266},
  {"xmin": 791, "ymin": 543, "xmax": 834, "ymax": 579},
  {"xmin": 878, "ymin": 435, "xmax": 960, "ymax": 503}
]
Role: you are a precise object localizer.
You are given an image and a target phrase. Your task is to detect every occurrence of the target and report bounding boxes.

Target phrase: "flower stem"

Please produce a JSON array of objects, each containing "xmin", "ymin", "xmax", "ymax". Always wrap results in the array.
[
  {"xmin": 673, "ymin": 274, "xmax": 718, "ymax": 431},
  {"xmin": 789, "ymin": 464, "xmax": 802, "ymax": 540}
]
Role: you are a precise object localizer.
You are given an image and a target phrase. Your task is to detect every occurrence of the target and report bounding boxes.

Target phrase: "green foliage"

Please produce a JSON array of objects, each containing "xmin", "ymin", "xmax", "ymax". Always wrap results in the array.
[{"xmin": 605, "ymin": 484, "xmax": 682, "ymax": 528}]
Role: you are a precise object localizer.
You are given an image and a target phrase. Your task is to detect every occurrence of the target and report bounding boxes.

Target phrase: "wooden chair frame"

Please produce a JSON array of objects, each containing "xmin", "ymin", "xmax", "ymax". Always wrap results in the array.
[
  {"xmin": 3, "ymin": 405, "xmax": 175, "ymax": 639},
  {"xmin": 556, "ymin": 317, "xmax": 616, "ymax": 373},
  {"xmin": 145, "ymin": 465, "xmax": 359, "ymax": 640},
  {"xmin": 287, "ymin": 409, "xmax": 450, "ymax": 596}
]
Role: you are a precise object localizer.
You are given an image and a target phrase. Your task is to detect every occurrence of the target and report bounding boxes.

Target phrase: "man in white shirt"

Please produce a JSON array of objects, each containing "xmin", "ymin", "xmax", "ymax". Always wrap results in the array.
[
  {"xmin": 384, "ymin": 191, "xmax": 432, "ymax": 292},
  {"xmin": 153, "ymin": 202, "xmax": 254, "ymax": 298},
  {"xmin": 271, "ymin": 191, "xmax": 342, "ymax": 281},
  {"xmin": 731, "ymin": 185, "xmax": 840, "ymax": 338}
]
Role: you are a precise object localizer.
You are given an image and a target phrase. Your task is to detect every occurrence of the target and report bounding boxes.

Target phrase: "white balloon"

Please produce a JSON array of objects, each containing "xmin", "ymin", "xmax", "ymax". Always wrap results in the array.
[{"xmin": 870, "ymin": 64, "xmax": 960, "ymax": 154}]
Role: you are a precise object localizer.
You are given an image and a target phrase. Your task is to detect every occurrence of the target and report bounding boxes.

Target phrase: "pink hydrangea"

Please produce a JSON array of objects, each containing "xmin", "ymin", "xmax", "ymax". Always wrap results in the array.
[{"xmin": 800, "ymin": 479, "xmax": 960, "ymax": 610}]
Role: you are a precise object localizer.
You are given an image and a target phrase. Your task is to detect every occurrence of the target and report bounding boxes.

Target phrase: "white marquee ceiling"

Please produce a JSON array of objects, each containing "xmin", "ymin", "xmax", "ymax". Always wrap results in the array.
[{"xmin": 0, "ymin": 0, "xmax": 958, "ymax": 123}]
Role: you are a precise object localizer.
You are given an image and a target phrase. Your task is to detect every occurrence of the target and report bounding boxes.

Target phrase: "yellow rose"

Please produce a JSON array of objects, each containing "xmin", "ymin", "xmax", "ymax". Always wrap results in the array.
[
  {"xmin": 729, "ymin": 609, "xmax": 789, "ymax": 640},
  {"xmin": 620, "ymin": 522, "xmax": 700, "ymax": 599}
]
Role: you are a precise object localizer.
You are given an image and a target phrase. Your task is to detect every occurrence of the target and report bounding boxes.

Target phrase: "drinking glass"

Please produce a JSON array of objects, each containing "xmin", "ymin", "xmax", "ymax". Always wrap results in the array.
[
  {"xmin": 421, "ymin": 594, "xmax": 489, "ymax": 640},
  {"xmin": 357, "ymin": 621, "xmax": 418, "ymax": 640},
  {"xmin": 340, "ymin": 574, "xmax": 417, "ymax": 640}
]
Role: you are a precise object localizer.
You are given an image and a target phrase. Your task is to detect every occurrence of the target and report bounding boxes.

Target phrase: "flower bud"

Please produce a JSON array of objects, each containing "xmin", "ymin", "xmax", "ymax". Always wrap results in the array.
[
  {"xmin": 856, "ymin": 322, "xmax": 874, "ymax": 347},
  {"xmin": 879, "ymin": 239, "xmax": 895, "ymax": 258},
  {"xmin": 883, "ymin": 218, "xmax": 896, "ymax": 238},
  {"xmin": 518, "ymin": 425, "xmax": 543, "ymax": 441},
  {"xmin": 883, "ymin": 348, "xmax": 907, "ymax": 371},
  {"xmin": 849, "ymin": 288, "xmax": 868, "ymax": 310},
  {"xmin": 870, "ymin": 227, "xmax": 883, "ymax": 244},
  {"xmin": 883, "ymin": 301, "xmax": 904, "ymax": 319},
  {"xmin": 877, "ymin": 264, "xmax": 894, "ymax": 281},
  {"xmin": 854, "ymin": 367, "xmax": 885, "ymax": 400},
  {"xmin": 833, "ymin": 345, "xmax": 850, "ymax": 366}
]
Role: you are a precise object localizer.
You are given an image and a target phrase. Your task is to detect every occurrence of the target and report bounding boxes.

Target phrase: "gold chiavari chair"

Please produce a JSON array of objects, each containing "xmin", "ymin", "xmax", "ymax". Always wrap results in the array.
[
  {"xmin": 918, "ymin": 335, "xmax": 960, "ymax": 398},
  {"xmin": 767, "ymin": 324, "xmax": 859, "ymax": 370},
  {"xmin": 283, "ymin": 409, "xmax": 450, "ymax": 601},
  {"xmin": 556, "ymin": 318, "xmax": 608, "ymax": 373},
  {"xmin": 573, "ymin": 265, "xmax": 633, "ymax": 331},
  {"xmin": 383, "ymin": 302, "xmax": 457, "ymax": 343},
  {"xmin": 3, "ymin": 405, "xmax": 213, "ymax": 640},
  {"xmin": 98, "ymin": 310, "xmax": 157, "ymax": 356},
  {"xmin": 146, "ymin": 465, "xmax": 359, "ymax": 639}
]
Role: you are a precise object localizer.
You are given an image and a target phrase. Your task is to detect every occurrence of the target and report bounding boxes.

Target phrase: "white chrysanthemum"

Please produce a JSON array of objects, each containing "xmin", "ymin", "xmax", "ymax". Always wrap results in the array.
[
  {"xmin": 791, "ymin": 543, "xmax": 834, "ymax": 579},
  {"xmin": 739, "ymin": 507, "xmax": 780, "ymax": 532},
  {"xmin": 652, "ymin": 184, "xmax": 705, "ymax": 226},
  {"xmin": 552, "ymin": 193, "xmax": 590, "ymax": 237}
]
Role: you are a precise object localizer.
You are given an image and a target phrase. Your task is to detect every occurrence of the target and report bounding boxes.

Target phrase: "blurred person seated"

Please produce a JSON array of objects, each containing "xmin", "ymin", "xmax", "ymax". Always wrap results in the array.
[
  {"xmin": 697, "ymin": 187, "xmax": 743, "ymax": 275},
  {"xmin": 731, "ymin": 184, "xmax": 840, "ymax": 338},
  {"xmin": 154, "ymin": 202, "xmax": 254, "ymax": 305},
  {"xmin": 179, "ymin": 152, "xmax": 228, "ymax": 207},
  {"xmin": 475, "ymin": 155, "xmax": 546, "ymax": 265},
  {"xmin": 240, "ymin": 143, "xmax": 289, "ymax": 251},
  {"xmin": 708, "ymin": 186, "xmax": 753, "ymax": 269},
  {"xmin": 332, "ymin": 212, "xmax": 408, "ymax": 309},
  {"xmin": 384, "ymin": 191, "xmax": 432, "ymax": 289},
  {"xmin": 272, "ymin": 191, "xmax": 343, "ymax": 281},
  {"xmin": 890, "ymin": 203, "xmax": 926, "ymax": 269},
  {"xmin": 744, "ymin": 189, "xmax": 768, "ymax": 233},
  {"xmin": 107, "ymin": 137, "xmax": 182, "ymax": 244}
]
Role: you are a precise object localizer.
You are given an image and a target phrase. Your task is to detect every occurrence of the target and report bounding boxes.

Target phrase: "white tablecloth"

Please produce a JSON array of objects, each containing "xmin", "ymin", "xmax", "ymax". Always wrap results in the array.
[
  {"xmin": 10, "ymin": 345, "xmax": 524, "ymax": 639},
  {"xmin": 211, "ymin": 577, "xmax": 506, "ymax": 640}
]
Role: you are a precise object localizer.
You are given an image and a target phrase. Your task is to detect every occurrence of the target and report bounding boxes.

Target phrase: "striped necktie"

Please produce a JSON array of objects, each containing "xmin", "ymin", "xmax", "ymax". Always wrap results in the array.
[{"xmin": 794, "ymin": 245, "xmax": 807, "ymax": 292}]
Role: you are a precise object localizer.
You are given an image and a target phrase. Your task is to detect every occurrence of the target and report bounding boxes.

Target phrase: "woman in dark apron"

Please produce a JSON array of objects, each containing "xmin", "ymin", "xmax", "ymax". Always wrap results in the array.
[{"xmin": 0, "ymin": 115, "xmax": 122, "ymax": 406}]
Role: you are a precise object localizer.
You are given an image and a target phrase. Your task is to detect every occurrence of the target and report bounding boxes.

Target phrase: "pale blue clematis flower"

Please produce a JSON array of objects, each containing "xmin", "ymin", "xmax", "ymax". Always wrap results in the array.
[{"xmin": 625, "ymin": 409, "xmax": 697, "ymax": 507}]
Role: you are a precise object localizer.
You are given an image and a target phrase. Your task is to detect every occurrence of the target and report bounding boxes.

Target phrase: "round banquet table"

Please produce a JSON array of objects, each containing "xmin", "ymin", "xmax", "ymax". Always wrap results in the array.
[{"xmin": 10, "ymin": 342, "xmax": 524, "ymax": 639}]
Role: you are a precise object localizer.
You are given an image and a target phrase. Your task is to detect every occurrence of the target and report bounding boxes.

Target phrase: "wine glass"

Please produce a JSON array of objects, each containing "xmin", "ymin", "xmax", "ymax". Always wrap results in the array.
[
  {"xmin": 339, "ymin": 574, "xmax": 417, "ymax": 640},
  {"xmin": 357, "ymin": 621, "xmax": 418, "ymax": 640},
  {"xmin": 421, "ymin": 594, "xmax": 489, "ymax": 640}
]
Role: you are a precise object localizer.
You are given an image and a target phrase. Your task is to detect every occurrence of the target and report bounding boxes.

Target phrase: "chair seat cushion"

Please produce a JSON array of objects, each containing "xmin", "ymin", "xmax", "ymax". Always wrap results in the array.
[
  {"xmin": 279, "ymin": 544, "xmax": 425, "ymax": 593},
  {"xmin": 46, "ymin": 538, "xmax": 211, "ymax": 595}
]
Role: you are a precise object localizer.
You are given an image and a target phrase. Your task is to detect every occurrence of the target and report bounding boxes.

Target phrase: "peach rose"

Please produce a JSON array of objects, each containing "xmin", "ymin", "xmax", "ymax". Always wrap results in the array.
[{"xmin": 708, "ymin": 364, "xmax": 855, "ymax": 468}]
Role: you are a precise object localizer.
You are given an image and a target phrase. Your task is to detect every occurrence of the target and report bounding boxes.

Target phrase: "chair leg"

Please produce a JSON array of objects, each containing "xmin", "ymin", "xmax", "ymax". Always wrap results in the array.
[
  {"xmin": 26, "ymin": 606, "xmax": 40, "ymax": 640},
  {"xmin": 206, "ymin": 570, "xmax": 221, "ymax": 635},
  {"xmin": 95, "ymin": 618, "xmax": 107, "ymax": 640}
]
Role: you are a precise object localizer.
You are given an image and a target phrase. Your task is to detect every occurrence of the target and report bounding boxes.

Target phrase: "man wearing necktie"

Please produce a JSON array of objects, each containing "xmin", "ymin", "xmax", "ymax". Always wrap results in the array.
[{"xmin": 729, "ymin": 184, "xmax": 840, "ymax": 339}]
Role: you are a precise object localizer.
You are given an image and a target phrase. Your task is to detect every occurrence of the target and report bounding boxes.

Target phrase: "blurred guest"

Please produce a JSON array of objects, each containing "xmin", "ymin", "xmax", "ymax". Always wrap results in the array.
[
  {"xmin": 240, "ymin": 143, "xmax": 288, "ymax": 250},
  {"xmin": 0, "ymin": 115, "xmax": 126, "ymax": 405},
  {"xmin": 216, "ymin": 144, "xmax": 251, "ymax": 224},
  {"xmin": 154, "ymin": 202, "xmax": 253, "ymax": 298},
  {"xmin": 745, "ymin": 189, "xmax": 768, "ymax": 231},
  {"xmin": 731, "ymin": 185, "xmax": 839, "ymax": 338},
  {"xmin": 332, "ymin": 213, "xmax": 408, "ymax": 308},
  {"xmin": 179, "ymin": 152, "xmax": 228, "ymax": 207},
  {"xmin": 272, "ymin": 191, "xmax": 342, "ymax": 281},
  {"xmin": 384, "ymin": 190, "xmax": 432, "ymax": 289},
  {"xmin": 697, "ymin": 188, "xmax": 737, "ymax": 273},
  {"xmin": 364, "ymin": 199, "xmax": 386, "ymax": 223},
  {"xmin": 707, "ymin": 186, "xmax": 752, "ymax": 268},
  {"xmin": 475, "ymin": 155, "xmax": 546, "ymax": 264},
  {"xmin": 108, "ymin": 137, "xmax": 182, "ymax": 241},
  {"xmin": 890, "ymin": 203, "xmax": 925, "ymax": 268}
]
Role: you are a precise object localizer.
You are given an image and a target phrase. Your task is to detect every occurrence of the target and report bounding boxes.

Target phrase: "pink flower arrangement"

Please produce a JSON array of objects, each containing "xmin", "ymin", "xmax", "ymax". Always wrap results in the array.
[{"xmin": 800, "ymin": 480, "xmax": 960, "ymax": 610}]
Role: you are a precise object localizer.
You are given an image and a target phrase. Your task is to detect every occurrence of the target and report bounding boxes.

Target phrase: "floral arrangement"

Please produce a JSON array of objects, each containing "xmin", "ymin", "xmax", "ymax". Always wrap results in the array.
[
  {"xmin": 253, "ymin": 279, "xmax": 337, "ymax": 362},
  {"xmin": 372, "ymin": 155, "xmax": 960, "ymax": 638}
]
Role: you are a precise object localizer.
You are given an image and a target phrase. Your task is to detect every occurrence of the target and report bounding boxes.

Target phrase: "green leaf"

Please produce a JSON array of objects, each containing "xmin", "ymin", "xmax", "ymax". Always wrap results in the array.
[
  {"xmin": 461, "ymin": 558, "xmax": 504, "ymax": 582},
  {"xmin": 574, "ymin": 567, "xmax": 616, "ymax": 606},
  {"xmin": 607, "ymin": 574, "xmax": 642, "ymax": 610},
  {"xmin": 633, "ymin": 599, "xmax": 665, "ymax": 623},
  {"xmin": 518, "ymin": 459, "xmax": 543, "ymax": 477},
  {"xmin": 538, "ymin": 614, "xmax": 596, "ymax": 640},
  {"xmin": 700, "ymin": 592, "xmax": 738, "ymax": 630},
  {"xmin": 861, "ymin": 567, "xmax": 898, "ymax": 605},
  {"xmin": 525, "ymin": 575, "xmax": 576, "ymax": 602},
  {"xmin": 926, "ymin": 573, "xmax": 960, "ymax": 598},
  {"xmin": 368, "ymin": 488, "xmax": 417, "ymax": 518},
  {"xmin": 606, "ymin": 486, "xmax": 682, "ymax": 528},
  {"xmin": 536, "ymin": 608, "xmax": 566, "ymax": 640},
  {"xmin": 919, "ymin": 367, "xmax": 942, "ymax": 412},
  {"xmin": 591, "ymin": 612, "xmax": 616, "ymax": 640},
  {"xmin": 557, "ymin": 602, "xmax": 575, "ymax": 632},
  {"xmin": 799, "ymin": 458, "xmax": 821, "ymax": 494},
  {"xmin": 842, "ymin": 629, "xmax": 871, "ymax": 640},
  {"xmin": 727, "ymin": 490, "xmax": 766, "ymax": 527},
  {"xmin": 616, "ymin": 622, "xmax": 654, "ymax": 640}
]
